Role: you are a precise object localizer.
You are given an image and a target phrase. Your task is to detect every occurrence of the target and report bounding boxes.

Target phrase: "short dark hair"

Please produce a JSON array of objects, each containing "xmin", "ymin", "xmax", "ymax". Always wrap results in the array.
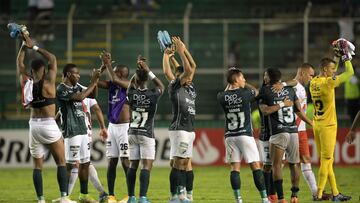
[
  {"xmin": 319, "ymin": 58, "xmax": 335, "ymax": 69},
  {"xmin": 267, "ymin": 68, "xmax": 282, "ymax": 84},
  {"xmin": 63, "ymin": 63, "xmax": 77, "ymax": 77},
  {"xmin": 114, "ymin": 64, "xmax": 128, "ymax": 71},
  {"xmin": 114, "ymin": 64, "xmax": 129, "ymax": 77},
  {"xmin": 299, "ymin": 62, "xmax": 314, "ymax": 70},
  {"xmin": 227, "ymin": 67, "xmax": 242, "ymax": 84},
  {"xmin": 175, "ymin": 65, "xmax": 184, "ymax": 74},
  {"xmin": 31, "ymin": 59, "xmax": 45, "ymax": 71},
  {"xmin": 136, "ymin": 68, "xmax": 148, "ymax": 82}
]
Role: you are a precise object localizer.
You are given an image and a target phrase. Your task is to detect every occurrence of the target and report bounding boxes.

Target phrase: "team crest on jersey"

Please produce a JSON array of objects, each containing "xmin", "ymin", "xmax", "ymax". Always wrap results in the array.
[{"xmin": 72, "ymin": 152, "xmax": 78, "ymax": 157}]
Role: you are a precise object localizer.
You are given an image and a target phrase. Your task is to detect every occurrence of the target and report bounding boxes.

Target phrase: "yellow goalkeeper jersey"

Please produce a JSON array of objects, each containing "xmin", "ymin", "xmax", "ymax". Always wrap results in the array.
[
  {"xmin": 310, "ymin": 60, "xmax": 354, "ymax": 126},
  {"xmin": 310, "ymin": 76, "xmax": 341, "ymax": 126}
]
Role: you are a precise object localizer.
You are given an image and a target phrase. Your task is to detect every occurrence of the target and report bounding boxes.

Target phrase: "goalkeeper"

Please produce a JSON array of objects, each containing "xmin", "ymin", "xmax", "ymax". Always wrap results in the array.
[{"xmin": 309, "ymin": 39, "xmax": 353, "ymax": 201}]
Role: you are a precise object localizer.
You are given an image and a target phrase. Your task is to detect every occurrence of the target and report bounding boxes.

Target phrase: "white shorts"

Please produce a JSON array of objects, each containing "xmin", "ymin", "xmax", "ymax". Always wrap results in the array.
[
  {"xmin": 64, "ymin": 134, "xmax": 91, "ymax": 164},
  {"xmin": 269, "ymin": 132, "xmax": 300, "ymax": 164},
  {"xmin": 128, "ymin": 134, "xmax": 156, "ymax": 160},
  {"xmin": 106, "ymin": 123, "xmax": 129, "ymax": 158},
  {"xmin": 169, "ymin": 130, "xmax": 196, "ymax": 159},
  {"xmin": 29, "ymin": 118, "xmax": 62, "ymax": 159},
  {"xmin": 225, "ymin": 136, "xmax": 260, "ymax": 164},
  {"xmin": 258, "ymin": 140, "xmax": 272, "ymax": 165}
]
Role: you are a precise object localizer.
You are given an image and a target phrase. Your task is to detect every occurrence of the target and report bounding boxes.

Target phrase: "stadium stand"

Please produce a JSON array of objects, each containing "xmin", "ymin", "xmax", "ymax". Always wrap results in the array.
[{"xmin": 0, "ymin": 0, "xmax": 357, "ymax": 128}]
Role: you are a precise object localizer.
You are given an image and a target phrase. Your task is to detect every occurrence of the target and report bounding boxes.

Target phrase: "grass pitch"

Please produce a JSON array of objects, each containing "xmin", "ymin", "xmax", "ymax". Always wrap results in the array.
[{"xmin": 0, "ymin": 166, "xmax": 359, "ymax": 203}]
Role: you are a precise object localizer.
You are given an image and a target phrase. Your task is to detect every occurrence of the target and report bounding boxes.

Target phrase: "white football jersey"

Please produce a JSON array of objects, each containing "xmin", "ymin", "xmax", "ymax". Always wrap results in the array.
[
  {"xmin": 294, "ymin": 82, "xmax": 307, "ymax": 131},
  {"xmin": 83, "ymin": 97, "xmax": 98, "ymax": 141}
]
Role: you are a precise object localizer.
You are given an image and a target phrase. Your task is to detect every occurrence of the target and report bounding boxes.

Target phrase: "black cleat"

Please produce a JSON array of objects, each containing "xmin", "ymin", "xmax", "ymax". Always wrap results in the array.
[{"xmin": 332, "ymin": 193, "xmax": 351, "ymax": 202}]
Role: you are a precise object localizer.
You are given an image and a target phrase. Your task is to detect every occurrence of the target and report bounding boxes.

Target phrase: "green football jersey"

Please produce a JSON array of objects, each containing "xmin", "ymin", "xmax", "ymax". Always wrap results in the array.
[{"xmin": 56, "ymin": 83, "xmax": 87, "ymax": 138}]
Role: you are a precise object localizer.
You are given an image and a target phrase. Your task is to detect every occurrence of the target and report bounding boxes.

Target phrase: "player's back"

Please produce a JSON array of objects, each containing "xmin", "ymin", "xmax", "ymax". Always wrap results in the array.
[
  {"xmin": 168, "ymin": 78, "xmax": 196, "ymax": 132},
  {"xmin": 217, "ymin": 88, "xmax": 256, "ymax": 137},
  {"xmin": 259, "ymin": 85, "xmax": 298, "ymax": 135},
  {"xmin": 310, "ymin": 76, "xmax": 337, "ymax": 126},
  {"xmin": 127, "ymin": 87, "xmax": 162, "ymax": 138}
]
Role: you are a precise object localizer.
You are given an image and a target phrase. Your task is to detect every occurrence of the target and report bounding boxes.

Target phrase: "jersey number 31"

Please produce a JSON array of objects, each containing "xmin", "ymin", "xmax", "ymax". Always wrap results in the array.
[{"xmin": 227, "ymin": 112, "xmax": 245, "ymax": 130}]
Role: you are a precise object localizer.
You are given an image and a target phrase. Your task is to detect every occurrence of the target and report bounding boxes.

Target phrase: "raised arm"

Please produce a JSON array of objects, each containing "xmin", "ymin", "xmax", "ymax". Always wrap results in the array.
[
  {"xmin": 173, "ymin": 37, "xmax": 192, "ymax": 85},
  {"xmin": 23, "ymin": 34, "xmax": 57, "ymax": 83},
  {"xmin": 16, "ymin": 44, "xmax": 28, "ymax": 82},
  {"xmin": 338, "ymin": 60, "xmax": 354, "ymax": 83},
  {"xmin": 126, "ymin": 73, "xmax": 137, "ymax": 95},
  {"xmin": 71, "ymin": 69, "xmax": 100, "ymax": 101},
  {"xmin": 184, "ymin": 47, "xmax": 197, "ymax": 71},
  {"xmin": 97, "ymin": 80, "xmax": 109, "ymax": 89},
  {"xmin": 100, "ymin": 51, "xmax": 130, "ymax": 88},
  {"xmin": 138, "ymin": 59, "xmax": 165, "ymax": 93},
  {"xmin": 91, "ymin": 103, "xmax": 108, "ymax": 141},
  {"xmin": 170, "ymin": 55, "xmax": 181, "ymax": 68},
  {"xmin": 163, "ymin": 48, "xmax": 175, "ymax": 82}
]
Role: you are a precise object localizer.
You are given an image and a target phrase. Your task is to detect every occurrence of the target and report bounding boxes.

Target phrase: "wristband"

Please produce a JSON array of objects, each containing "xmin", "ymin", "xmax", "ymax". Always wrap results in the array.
[
  {"xmin": 281, "ymin": 82, "xmax": 287, "ymax": 86},
  {"xmin": 32, "ymin": 45, "xmax": 39, "ymax": 51},
  {"xmin": 278, "ymin": 102, "xmax": 285, "ymax": 108},
  {"xmin": 148, "ymin": 71, "xmax": 156, "ymax": 80}
]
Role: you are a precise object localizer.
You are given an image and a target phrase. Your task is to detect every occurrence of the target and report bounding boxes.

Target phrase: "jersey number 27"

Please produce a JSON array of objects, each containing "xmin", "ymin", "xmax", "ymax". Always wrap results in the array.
[{"xmin": 130, "ymin": 111, "xmax": 148, "ymax": 128}]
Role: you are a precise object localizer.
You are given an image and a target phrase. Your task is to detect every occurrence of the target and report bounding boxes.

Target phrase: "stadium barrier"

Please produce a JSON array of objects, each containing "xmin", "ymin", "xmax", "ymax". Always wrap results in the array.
[{"xmin": 0, "ymin": 128, "xmax": 359, "ymax": 168}]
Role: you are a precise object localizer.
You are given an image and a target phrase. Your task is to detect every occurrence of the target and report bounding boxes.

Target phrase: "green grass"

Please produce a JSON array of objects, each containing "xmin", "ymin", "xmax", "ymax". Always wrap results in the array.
[{"xmin": 0, "ymin": 166, "xmax": 359, "ymax": 203}]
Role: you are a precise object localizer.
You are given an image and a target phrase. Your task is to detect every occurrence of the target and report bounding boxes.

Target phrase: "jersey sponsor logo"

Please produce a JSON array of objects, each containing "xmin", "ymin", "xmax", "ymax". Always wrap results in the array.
[
  {"xmin": 133, "ymin": 94, "xmax": 150, "ymax": 105},
  {"xmin": 61, "ymin": 90, "xmax": 70, "ymax": 96},
  {"xmin": 276, "ymin": 89, "xmax": 289, "ymax": 97},
  {"xmin": 225, "ymin": 94, "xmax": 242, "ymax": 105},
  {"xmin": 311, "ymin": 85, "xmax": 320, "ymax": 92},
  {"xmin": 185, "ymin": 98, "xmax": 195, "ymax": 105}
]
